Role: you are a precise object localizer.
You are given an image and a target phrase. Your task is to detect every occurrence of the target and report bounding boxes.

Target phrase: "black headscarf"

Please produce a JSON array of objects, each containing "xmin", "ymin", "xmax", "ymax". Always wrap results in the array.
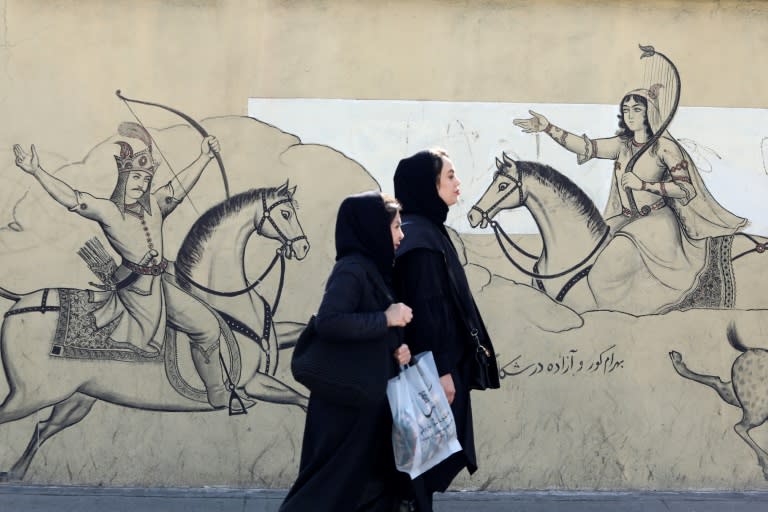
[
  {"xmin": 393, "ymin": 150, "xmax": 448, "ymax": 232},
  {"xmin": 334, "ymin": 191, "xmax": 394, "ymax": 278}
]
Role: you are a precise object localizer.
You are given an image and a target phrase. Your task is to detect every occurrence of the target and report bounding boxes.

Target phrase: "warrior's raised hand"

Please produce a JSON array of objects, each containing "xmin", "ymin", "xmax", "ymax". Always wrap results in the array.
[
  {"xmin": 513, "ymin": 110, "xmax": 550, "ymax": 134},
  {"xmin": 201, "ymin": 135, "xmax": 220, "ymax": 159},
  {"xmin": 13, "ymin": 144, "xmax": 41, "ymax": 175}
]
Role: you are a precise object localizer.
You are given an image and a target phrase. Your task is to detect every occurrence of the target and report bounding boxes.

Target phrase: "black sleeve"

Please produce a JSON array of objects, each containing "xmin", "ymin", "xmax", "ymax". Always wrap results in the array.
[
  {"xmin": 394, "ymin": 249, "xmax": 464, "ymax": 376},
  {"xmin": 315, "ymin": 269, "xmax": 388, "ymax": 342}
]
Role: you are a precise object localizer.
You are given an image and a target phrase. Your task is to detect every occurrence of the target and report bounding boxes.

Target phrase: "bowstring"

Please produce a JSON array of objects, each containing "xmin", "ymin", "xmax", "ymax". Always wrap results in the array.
[{"xmin": 119, "ymin": 98, "xmax": 200, "ymax": 215}]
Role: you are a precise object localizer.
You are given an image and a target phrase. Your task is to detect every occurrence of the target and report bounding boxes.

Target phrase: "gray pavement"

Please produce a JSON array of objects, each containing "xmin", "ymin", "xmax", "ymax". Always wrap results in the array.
[{"xmin": 1, "ymin": 486, "xmax": 767, "ymax": 511}]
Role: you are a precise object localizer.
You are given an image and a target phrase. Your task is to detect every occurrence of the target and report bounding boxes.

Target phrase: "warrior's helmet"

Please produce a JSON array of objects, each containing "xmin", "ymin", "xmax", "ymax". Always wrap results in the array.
[{"xmin": 110, "ymin": 122, "xmax": 161, "ymax": 214}]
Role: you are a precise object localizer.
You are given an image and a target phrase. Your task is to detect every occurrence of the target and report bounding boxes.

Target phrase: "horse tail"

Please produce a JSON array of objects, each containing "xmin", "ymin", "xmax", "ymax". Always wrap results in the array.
[
  {"xmin": 0, "ymin": 286, "xmax": 21, "ymax": 302},
  {"xmin": 726, "ymin": 322, "xmax": 749, "ymax": 353}
]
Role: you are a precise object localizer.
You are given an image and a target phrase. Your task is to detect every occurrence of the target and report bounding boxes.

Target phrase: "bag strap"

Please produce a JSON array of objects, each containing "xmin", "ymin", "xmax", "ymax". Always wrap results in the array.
[
  {"xmin": 361, "ymin": 266, "xmax": 408, "ymax": 345},
  {"xmin": 364, "ymin": 269, "xmax": 394, "ymax": 304},
  {"xmin": 441, "ymin": 255, "xmax": 491, "ymax": 358}
]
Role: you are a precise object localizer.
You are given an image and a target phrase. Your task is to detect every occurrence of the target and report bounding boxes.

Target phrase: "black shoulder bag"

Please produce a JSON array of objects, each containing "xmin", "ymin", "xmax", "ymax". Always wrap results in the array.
[
  {"xmin": 443, "ymin": 258, "xmax": 501, "ymax": 391},
  {"xmin": 291, "ymin": 268, "xmax": 396, "ymax": 407}
]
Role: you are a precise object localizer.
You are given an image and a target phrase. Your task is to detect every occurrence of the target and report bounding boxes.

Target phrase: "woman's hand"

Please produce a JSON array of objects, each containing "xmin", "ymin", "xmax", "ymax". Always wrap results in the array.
[
  {"xmin": 512, "ymin": 110, "xmax": 550, "ymax": 134},
  {"xmin": 393, "ymin": 344, "xmax": 411, "ymax": 365},
  {"xmin": 13, "ymin": 144, "xmax": 41, "ymax": 175},
  {"xmin": 621, "ymin": 172, "xmax": 643, "ymax": 191},
  {"xmin": 440, "ymin": 374, "xmax": 455, "ymax": 405},
  {"xmin": 385, "ymin": 302, "xmax": 413, "ymax": 327}
]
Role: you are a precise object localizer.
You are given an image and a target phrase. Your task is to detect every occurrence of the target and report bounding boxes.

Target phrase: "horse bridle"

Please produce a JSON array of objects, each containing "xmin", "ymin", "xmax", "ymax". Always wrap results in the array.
[
  {"xmin": 469, "ymin": 164, "xmax": 524, "ymax": 227},
  {"xmin": 176, "ymin": 191, "xmax": 307, "ymax": 376},
  {"xmin": 471, "ymin": 162, "xmax": 610, "ymax": 286},
  {"xmin": 256, "ymin": 192, "xmax": 308, "ymax": 257},
  {"xmin": 176, "ymin": 191, "xmax": 304, "ymax": 299}
]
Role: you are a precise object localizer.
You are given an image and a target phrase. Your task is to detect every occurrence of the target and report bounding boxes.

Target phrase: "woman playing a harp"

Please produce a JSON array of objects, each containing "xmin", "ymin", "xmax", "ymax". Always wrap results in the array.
[{"xmin": 513, "ymin": 48, "xmax": 747, "ymax": 314}]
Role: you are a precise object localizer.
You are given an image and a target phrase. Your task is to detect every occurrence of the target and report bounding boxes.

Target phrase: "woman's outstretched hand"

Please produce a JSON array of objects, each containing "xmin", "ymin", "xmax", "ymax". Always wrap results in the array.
[{"xmin": 512, "ymin": 110, "xmax": 549, "ymax": 133}]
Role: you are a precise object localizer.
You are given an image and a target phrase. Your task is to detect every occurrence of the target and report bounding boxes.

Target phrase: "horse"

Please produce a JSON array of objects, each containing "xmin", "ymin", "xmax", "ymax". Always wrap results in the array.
[
  {"xmin": 467, "ymin": 153, "xmax": 768, "ymax": 314},
  {"xmin": 0, "ymin": 182, "xmax": 310, "ymax": 481},
  {"xmin": 175, "ymin": 181, "xmax": 309, "ymax": 386},
  {"xmin": 670, "ymin": 323, "xmax": 768, "ymax": 480}
]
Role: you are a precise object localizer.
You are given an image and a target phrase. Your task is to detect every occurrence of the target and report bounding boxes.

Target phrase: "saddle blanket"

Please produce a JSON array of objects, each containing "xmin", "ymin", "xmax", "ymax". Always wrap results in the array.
[
  {"xmin": 658, "ymin": 235, "xmax": 735, "ymax": 313},
  {"xmin": 50, "ymin": 288, "xmax": 163, "ymax": 362}
]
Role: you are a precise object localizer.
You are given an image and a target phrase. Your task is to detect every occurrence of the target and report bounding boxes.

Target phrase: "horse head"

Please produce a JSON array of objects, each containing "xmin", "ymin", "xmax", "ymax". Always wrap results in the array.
[
  {"xmin": 468, "ymin": 152, "xmax": 524, "ymax": 229},
  {"xmin": 256, "ymin": 181, "xmax": 310, "ymax": 260}
]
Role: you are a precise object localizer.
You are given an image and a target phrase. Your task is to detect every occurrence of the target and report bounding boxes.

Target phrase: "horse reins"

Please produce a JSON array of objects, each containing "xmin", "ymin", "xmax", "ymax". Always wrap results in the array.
[
  {"xmin": 177, "ymin": 250, "xmax": 283, "ymax": 298},
  {"xmin": 174, "ymin": 191, "xmax": 303, "ymax": 374},
  {"xmin": 471, "ymin": 163, "xmax": 610, "ymax": 302},
  {"xmin": 176, "ymin": 191, "xmax": 304, "ymax": 298},
  {"xmin": 731, "ymin": 232, "xmax": 768, "ymax": 262}
]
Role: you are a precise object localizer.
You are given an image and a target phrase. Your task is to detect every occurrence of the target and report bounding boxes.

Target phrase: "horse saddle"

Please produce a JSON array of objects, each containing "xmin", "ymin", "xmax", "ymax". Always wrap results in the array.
[{"xmin": 47, "ymin": 288, "xmax": 242, "ymax": 404}]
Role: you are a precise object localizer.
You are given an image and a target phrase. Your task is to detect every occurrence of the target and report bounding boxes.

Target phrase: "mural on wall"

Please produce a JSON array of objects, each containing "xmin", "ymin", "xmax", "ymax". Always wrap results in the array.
[
  {"xmin": 0, "ymin": 94, "xmax": 318, "ymax": 479},
  {"xmin": 3, "ymin": 43, "xmax": 768, "ymax": 489},
  {"xmin": 470, "ymin": 46, "xmax": 765, "ymax": 315},
  {"xmin": 670, "ymin": 323, "xmax": 768, "ymax": 479},
  {"xmin": 468, "ymin": 46, "xmax": 768, "ymax": 481},
  {"xmin": 0, "ymin": 90, "xmax": 388, "ymax": 484},
  {"xmin": 246, "ymin": 44, "xmax": 768, "ymax": 488}
]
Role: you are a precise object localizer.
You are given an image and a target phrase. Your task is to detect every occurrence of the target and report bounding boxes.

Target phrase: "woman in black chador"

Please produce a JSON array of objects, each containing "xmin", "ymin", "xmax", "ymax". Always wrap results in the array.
[
  {"xmin": 280, "ymin": 191, "xmax": 413, "ymax": 512},
  {"xmin": 393, "ymin": 149, "xmax": 500, "ymax": 512}
]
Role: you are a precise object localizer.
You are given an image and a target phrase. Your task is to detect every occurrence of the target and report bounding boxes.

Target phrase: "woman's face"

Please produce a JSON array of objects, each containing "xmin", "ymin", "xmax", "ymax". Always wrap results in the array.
[
  {"xmin": 436, "ymin": 156, "xmax": 461, "ymax": 207},
  {"xmin": 622, "ymin": 98, "xmax": 647, "ymax": 134},
  {"xmin": 390, "ymin": 212, "xmax": 404, "ymax": 251}
]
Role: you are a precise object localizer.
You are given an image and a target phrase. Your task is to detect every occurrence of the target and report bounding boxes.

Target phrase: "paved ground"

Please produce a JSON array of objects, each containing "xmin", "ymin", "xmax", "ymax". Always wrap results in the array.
[{"xmin": 1, "ymin": 486, "xmax": 768, "ymax": 511}]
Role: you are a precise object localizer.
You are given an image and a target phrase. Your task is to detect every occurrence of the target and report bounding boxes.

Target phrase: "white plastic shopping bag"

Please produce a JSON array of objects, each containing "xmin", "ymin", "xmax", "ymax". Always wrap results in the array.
[{"xmin": 386, "ymin": 351, "xmax": 462, "ymax": 479}]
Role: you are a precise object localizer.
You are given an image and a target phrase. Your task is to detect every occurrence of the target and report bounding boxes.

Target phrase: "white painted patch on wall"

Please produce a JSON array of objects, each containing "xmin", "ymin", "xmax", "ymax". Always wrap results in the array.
[{"xmin": 248, "ymin": 99, "xmax": 768, "ymax": 235}]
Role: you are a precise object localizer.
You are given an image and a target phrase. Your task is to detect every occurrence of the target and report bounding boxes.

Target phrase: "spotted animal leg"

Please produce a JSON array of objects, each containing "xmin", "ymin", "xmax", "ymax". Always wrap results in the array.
[
  {"xmin": 734, "ymin": 419, "xmax": 768, "ymax": 480},
  {"xmin": 668, "ymin": 351, "xmax": 739, "ymax": 407}
]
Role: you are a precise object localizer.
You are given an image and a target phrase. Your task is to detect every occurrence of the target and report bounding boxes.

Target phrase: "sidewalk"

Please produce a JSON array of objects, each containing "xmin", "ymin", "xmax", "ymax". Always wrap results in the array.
[{"xmin": 1, "ymin": 486, "xmax": 768, "ymax": 511}]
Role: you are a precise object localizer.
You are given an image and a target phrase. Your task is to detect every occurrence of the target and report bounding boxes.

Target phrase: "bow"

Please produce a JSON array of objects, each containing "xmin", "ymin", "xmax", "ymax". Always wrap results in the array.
[
  {"xmin": 624, "ymin": 45, "xmax": 681, "ymax": 215},
  {"xmin": 116, "ymin": 90, "xmax": 231, "ymax": 202}
]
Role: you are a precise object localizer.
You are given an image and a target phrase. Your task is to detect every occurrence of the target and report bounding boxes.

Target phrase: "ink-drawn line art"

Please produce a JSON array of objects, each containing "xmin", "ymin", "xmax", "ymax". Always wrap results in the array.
[
  {"xmin": 468, "ymin": 154, "xmax": 768, "ymax": 314},
  {"xmin": 0, "ymin": 184, "xmax": 310, "ymax": 482},
  {"xmin": 116, "ymin": 90, "xmax": 231, "ymax": 202},
  {"xmin": 175, "ymin": 183, "xmax": 311, "ymax": 398},
  {"xmin": 678, "ymin": 138, "xmax": 722, "ymax": 173},
  {"xmin": 670, "ymin": 323, "xmax": 768, "ymax": 480},
  {"xmin": 0, "ymin": 93, "xmax": 314, "ymax": 481},
  {"xmin": 0, "ymin": 192, "xmax": 28, "ymax": 232},
  {"xmin": 469, "ymin": 45, "xmax": 768, "ymax": 315}
]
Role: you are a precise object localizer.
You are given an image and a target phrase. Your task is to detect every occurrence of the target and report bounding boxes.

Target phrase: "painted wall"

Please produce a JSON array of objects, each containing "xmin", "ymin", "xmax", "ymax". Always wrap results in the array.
[{"xmin": 2, "ymin": 0, "xmax": 768, "ymax": 492}]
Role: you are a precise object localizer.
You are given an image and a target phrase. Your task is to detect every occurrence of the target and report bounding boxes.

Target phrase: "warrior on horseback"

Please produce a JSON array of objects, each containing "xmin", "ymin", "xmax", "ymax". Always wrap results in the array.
[{"xmin": 12, "ymin": 123, "xmax": 237, "ymax": 410}]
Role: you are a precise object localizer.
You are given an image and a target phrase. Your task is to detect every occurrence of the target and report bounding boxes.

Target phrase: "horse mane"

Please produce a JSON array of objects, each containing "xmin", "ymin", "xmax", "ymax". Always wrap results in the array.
[
  {"xmin": 175, "ymin": 186, "xmax": 293, "ymax": 281},
  {"xmin": 515, "ymin": 160, "xmax": 607, "ymax": 237}
]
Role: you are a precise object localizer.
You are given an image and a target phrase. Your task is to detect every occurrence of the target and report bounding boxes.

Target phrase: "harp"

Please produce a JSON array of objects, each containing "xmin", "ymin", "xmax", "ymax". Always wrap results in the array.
[{"xmin": 624, "ymin": 44, "xmax": 682, "ymax": 216}]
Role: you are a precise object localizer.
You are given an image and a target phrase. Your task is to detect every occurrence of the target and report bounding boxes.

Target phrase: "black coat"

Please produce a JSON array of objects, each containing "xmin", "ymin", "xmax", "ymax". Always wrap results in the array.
[
  {"xmin": 393, "ymin": 214, "xmax": 497, "ymax": 509},
  {"xmin": 280, "ymin": 254, "xmax": 402, "ymax": 512}
]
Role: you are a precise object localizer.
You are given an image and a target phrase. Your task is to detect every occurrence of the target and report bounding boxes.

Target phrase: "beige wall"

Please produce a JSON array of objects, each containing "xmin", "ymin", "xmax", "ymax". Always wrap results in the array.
[{"xmin": 2, "ymin": 0, "xmax": 768, "ymax": 491}]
